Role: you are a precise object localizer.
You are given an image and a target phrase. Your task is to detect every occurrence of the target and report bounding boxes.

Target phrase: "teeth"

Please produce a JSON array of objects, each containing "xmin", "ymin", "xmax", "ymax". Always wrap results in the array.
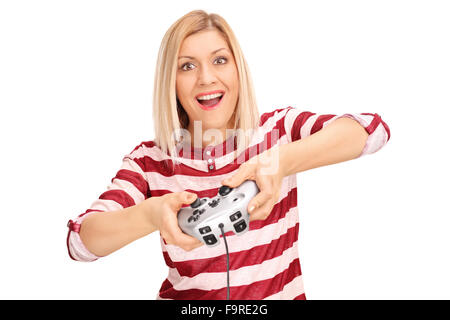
[{"xmin": 197, "ymin": 93, "xmax": 223, "ymax": 101}]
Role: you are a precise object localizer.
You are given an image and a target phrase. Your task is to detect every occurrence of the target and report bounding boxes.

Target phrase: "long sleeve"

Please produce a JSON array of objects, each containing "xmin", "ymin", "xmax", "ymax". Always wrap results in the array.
[
  {"xmin": 283, "ymin": 107, "xmax": 391, "ymax": 158},
  {"xmin": 67, "ymin": 148, "xmax": 150, "ymax": 262}
]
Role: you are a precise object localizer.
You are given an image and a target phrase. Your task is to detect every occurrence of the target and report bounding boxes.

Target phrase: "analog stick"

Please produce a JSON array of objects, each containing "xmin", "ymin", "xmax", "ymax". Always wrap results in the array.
[
  {"xmin": 218, "ymin": 185, "xmax": 232, "ymax": 196},
  {"xmin": 190, "ymin": 198, "xmax": 202, "ymax": 208}
]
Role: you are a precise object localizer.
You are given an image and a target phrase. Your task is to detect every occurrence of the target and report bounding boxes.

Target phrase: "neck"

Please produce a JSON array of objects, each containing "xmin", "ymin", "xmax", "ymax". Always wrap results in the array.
[
  {"xmin": 186, "ymin": 114, "xmax": 237, "ymax": 148},
  {"xmin": 187, "ymin": 126, "xmax": 235, "ymax": 148}
]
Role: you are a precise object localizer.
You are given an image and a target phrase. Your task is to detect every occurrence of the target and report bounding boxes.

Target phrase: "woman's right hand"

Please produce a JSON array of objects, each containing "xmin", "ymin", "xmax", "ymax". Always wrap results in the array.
[{"xmin": 142, "ymin": 191, "xmax": 203, "ymax": 251}]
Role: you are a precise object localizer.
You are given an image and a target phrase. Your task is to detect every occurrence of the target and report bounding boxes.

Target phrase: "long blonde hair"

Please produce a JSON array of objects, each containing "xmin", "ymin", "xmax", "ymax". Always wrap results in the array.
[{"xmin": 152, "ymin": 10, "xmax": 260, "ymax": 167}]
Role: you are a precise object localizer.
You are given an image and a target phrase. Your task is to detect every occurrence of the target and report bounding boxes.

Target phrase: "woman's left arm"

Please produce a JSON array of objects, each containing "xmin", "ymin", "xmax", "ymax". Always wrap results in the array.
[
  {"xmin": 221, "ymin": 113, "xmax": 391, "ymax": 220},
  {"xmin": 279, "ymin": 116, "xmax": 368, "ymax": 177}
]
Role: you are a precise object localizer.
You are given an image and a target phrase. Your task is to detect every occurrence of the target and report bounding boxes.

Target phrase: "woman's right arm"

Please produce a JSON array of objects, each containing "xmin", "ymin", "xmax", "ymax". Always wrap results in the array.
[
  {"xmin": 67, "ymin": 145, "xmax": 203, "ymax": 262},
  {"xmin": 77, "ymin": 198, "xmax": 157, "ymax": 257},
  {"xmin": 68, "ymin": 191, "xmax": 202, "ymax": 261}
]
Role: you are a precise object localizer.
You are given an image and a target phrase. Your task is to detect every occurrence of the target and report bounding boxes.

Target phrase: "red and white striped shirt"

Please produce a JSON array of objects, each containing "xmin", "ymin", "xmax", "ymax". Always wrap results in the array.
[{"xmin": 67, "ymin": 106, "xmax": 391, "ymax": 300}]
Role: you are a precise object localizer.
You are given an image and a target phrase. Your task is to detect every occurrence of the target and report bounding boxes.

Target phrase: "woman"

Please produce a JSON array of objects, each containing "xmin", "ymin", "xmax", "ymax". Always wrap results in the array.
[{"xmin": 67, "ymin": 10, "xmax": 391, "ymax": 300}]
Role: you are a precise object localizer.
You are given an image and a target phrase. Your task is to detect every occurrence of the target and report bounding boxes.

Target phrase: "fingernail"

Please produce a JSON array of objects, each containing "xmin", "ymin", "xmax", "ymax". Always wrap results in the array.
[{"xmin": 249, "ymin": 206, "xmax": 255, "ymax": 213}]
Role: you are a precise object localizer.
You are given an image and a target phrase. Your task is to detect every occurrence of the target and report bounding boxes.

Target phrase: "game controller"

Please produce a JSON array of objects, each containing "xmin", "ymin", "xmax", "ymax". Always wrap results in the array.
[{"xmin": 177, "ymin": 180, "xmax": 260, "ymax": 247}]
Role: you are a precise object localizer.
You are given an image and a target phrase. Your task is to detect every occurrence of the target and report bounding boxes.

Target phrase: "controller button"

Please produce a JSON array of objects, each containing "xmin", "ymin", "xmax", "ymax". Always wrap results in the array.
[
  {"xmin": 188, "ymin": 216, "xmax": 195, "ymax": 223},
  {"xmin": 230, "ymin": 211, "xmax": 242, "ymax": 222},
  {"xmin": 218, "ymin": 185, "xmax": 232, "ymax": 196},
  {"xmin": 199, "ymin": 208, "xmax": 206, "ymax": 215},
  {"xmin": 233, "ymin": 220, "xmax": 247, "ymax": 233},
  {"xmin": 208, "ymin": 199, "xmax": 220, "ymax": 208},
  {"xmin": 203, "ymin": 234, "xmax": 218, "ymax": 245},
  {"xmin": 193, "ymin": 209, "xmax": 199, "ymax": 215},
  {"xmin": 190, "ymin": 198, "xmax": 202, "ymax": 208},
  {"xmin": 199, "ymin": 226, "xmax": 211, "ymax": 234}
]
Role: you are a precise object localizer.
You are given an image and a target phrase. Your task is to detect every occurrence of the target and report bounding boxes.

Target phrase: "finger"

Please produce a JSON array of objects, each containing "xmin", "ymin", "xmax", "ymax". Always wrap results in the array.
[
  {"xmin": 183, "ymin": 191, "xmax": 198, "ymax": 204},
  {"xmin": 175, "ymin": 231, "xmax": 203, "ymax": 250},
  {"xmin": 249, "ymin": 199, "xmax": 274, "ymax": 221},
  {"xmin": 169, "ymin": 191, "xmax": 198, "ymax": 211},
  {"xmin": 184, "ymin": 238, "xmax": 204, "ymax": 251},
  {"xmin": 163, "ymin": 232, "xmax": 203, "ymax": 251},
  {"xmin": 248, "ymin": 189, "xmax": 272, "ymax": 215},
  {"xmin": 222, "ymin": 165, "xmax": 252, "ymax": 188},
  {"xmin": 165, "ymin": 215, "xmax": 203, "ymax": 249}
]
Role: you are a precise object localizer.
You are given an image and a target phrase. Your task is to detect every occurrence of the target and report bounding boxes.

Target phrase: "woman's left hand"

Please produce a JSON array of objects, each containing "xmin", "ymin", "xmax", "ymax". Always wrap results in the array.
[{"xmin": 221, "ymin": 146, "xmax": 285, "ymax": 221}]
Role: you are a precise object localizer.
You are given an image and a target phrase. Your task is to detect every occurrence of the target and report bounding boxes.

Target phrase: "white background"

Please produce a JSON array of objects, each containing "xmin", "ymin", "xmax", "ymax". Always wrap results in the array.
[{"xmin": 0, "ymin": 0, "xmax": 449, "ymax": 299}]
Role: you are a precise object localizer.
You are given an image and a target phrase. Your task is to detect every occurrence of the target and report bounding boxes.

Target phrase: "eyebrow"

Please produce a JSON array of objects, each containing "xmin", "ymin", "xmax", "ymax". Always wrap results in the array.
[{"xmin": 178, "ymin": 48, "xmax": 228, "ymax": 60}]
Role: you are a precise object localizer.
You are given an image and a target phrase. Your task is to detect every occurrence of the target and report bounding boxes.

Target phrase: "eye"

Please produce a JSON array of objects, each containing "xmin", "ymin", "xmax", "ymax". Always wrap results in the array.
[
  {"xmin": 181, "ymin": 62, "xmax": 195, "ymax": 71},
  {"xmin": 214, "ymin": 56, "xmax": 227, "ymax": 65}
]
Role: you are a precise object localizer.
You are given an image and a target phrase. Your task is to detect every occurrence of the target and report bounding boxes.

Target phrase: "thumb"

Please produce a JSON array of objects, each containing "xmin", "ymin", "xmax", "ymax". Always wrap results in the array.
[
  {"xmin": 180, "ymin": 191, "xmax": 198, "ymax": 204},
  {"xmin": 169, "ymin": 191, "xmax": 197, "ymax": 212},
  {"xmin": 222, "ymin": 166, "xmax": 251, "ymax": 188}
]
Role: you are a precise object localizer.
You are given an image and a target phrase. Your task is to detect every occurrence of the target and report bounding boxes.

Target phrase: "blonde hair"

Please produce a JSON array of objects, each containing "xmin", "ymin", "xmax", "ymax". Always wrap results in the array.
[{"xmin": 152, "ymin": 10, "xmax": 260, "ymax": 167}]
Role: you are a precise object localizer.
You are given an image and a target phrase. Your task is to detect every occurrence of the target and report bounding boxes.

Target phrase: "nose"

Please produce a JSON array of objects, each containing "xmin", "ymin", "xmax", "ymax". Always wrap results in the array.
[{"xmin": 197, "ymin": 63, "xmax": 217, "ymax": 86}]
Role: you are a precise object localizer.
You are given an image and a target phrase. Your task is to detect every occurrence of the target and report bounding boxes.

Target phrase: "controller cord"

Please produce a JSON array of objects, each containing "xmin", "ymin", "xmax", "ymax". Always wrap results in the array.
[{"xmin": 218, "ymin": 223, "xmax": 230, "ymax": 300}]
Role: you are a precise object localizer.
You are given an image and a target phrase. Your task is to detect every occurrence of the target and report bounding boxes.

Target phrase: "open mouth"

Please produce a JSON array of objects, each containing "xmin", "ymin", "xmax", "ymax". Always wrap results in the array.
[{"xmin": 196, "ymin": 92, "xmax": 224, "ymax": 110}]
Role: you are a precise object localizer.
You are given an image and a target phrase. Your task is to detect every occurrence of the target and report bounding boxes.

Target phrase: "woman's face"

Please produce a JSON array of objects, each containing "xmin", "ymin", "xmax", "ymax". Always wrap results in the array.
[{"xmin": 176, "ymin": 29, "xmax": 239, "ymax": 145}]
